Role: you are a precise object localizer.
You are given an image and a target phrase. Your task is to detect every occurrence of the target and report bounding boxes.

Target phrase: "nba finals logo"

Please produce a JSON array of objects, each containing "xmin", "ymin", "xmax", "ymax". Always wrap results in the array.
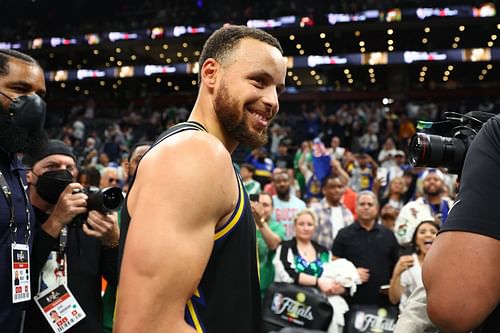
[
  {"xmin": 271, "ymin": 291, "xmax": 313, "ymax": 324},
  {"xmin": 353, "ymin": 307, "xmax": 396, "ymax": 332}
]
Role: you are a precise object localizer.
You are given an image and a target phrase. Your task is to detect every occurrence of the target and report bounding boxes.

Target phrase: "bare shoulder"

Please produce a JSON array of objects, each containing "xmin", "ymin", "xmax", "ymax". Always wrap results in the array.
[{"xmin": 128, "ymin": 130, "xmax": 237, "ymax": 224}]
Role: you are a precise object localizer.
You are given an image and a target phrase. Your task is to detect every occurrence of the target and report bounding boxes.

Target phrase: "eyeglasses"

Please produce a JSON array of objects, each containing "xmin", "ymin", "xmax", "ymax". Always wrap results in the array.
[{"xmin": 108, "ymin": 178, "xmax": 119, "ymax": 184}]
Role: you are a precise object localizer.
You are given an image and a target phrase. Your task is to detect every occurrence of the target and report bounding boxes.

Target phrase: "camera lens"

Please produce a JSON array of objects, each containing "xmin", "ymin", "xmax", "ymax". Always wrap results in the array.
[
  {"xmin": 102, "ymin": 187, "xmax": 123, "ymax": 211},
  {"xmin": 409, "ymin": 133, "xmax": 467, "ymax": 171}
]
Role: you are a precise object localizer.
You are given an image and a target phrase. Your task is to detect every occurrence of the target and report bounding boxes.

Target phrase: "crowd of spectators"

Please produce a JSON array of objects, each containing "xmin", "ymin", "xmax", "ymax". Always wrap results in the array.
[
  {"xmin": 3, "ymin": 0, "xmax": 471, "ymax": 40},
  {"xmin": 35, "ymin": 94, "xmax": 497, "ymax": 331}
]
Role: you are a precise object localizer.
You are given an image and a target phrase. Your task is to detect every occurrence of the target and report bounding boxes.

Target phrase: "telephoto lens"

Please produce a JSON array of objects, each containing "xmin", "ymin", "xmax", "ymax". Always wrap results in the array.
[
  {"xmin": 86, "ymin": 187, "xmax": 123, "ymax": 212},
  {"xmin": 408, "ymin": 133, "xmax": 467, "ymax": 171}
]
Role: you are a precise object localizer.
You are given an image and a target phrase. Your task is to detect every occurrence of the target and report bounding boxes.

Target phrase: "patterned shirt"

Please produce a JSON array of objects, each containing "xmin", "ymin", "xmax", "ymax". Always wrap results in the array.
[{"xmin": 311, "ymin": 198, "xmax": 354, "ymax": 249}]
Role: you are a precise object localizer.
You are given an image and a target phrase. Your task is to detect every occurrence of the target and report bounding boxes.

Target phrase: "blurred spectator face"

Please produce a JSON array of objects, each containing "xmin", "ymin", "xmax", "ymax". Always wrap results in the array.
[
  {"xmin": 423, "ymin": 173, "xmax": 444, "ymax": 196},
  {"xmin": 390, "ymin": 177, "xmax": 405, "ymax": 194},
  {"xmin": 294, "ymin": 212, "xmax": 316, "ymax": 242},
  {"xmin": 128, "ymin": 145, "xmax": 150, "ymax": 177},
  {"xmin": 277, "ymin": 144, "xmax": 287, "ymax": 155},
  {"xmin": 100, "ymin": 169, "xmax": 119, "ymax": 188},
  {"xmin": 258, "ymin": 193, "xmax": 273, "ymax": 221},
  {"xmin": 331, "ymin": 136, "xmax": 340, "ymax": 148},
  {"xmin": 395, "ymin": 152, "xmax": 405, "ymax": 165},
  {"xmin": 99, "ymin": 153, "xmax": 110, "ymax": 166},
  {"xmin": 381, "ymin": 204, "xmax": 398, "ymax": 231},
  {"xmin": 414, "ymin": 222, "xmax": 438, "ymax": 255},
  {"xmin": 383, "ymin": 137, "xmax": 395, "ymax": 150},
  {"xmin": 239, "ymin": 166, "xmax": 252, "ymax": 181},
  {"xmin": 356, "ymin": 193, "xmax": 378, "ymax": 223},
  {"xmin": 273, "ymin": 172, "xmax": 290, "ymax": 196},
  {"xmin": 322, "ymin": 177, "xmax": 345, "ymax": 205},
  {"xmin": 357, "ymin": 154, "xmax": 369, "ymax": 167}
]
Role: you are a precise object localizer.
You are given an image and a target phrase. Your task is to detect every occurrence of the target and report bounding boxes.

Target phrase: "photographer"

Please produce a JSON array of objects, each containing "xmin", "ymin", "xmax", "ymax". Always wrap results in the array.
[
  {"xmin": 423, "ymin": 115, "xmax": 500, "ymax": 332},
  {"xmin": 23, "ymin": 140, "xmax": 119, "ymax": 333}
]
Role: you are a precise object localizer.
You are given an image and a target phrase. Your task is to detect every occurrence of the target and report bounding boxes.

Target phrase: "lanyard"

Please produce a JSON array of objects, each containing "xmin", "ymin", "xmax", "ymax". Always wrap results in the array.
[{"xmin": 0, "ymin": 170, "xmax": 31, "ymax": 244}]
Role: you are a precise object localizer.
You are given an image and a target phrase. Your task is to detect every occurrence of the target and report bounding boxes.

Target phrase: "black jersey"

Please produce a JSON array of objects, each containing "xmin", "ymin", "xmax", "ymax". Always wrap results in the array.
[
  {"xmin": 441, "ymin": 115, "xmax": 500, "ymax": 332},
  {"xmin": 119, "ymin": 121, "xmax": 262, "ymax": 333}
]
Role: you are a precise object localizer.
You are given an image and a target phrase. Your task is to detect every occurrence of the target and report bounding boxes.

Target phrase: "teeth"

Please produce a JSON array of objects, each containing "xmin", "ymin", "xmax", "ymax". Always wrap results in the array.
[{"xmin": 252, "ymin": 112, "xmax": 266, "ymax": 121}]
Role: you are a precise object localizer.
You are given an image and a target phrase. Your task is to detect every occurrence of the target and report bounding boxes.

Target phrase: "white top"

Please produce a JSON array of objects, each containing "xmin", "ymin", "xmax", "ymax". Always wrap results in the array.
[{"xmin": 399, "ymin": 254, "xmax": 422, "ymax": 312}]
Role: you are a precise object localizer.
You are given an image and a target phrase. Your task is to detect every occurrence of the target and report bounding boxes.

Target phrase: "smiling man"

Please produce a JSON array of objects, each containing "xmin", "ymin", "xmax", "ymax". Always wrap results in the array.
[{"xmin": 116, "ymin": 26, "xmax": 287, "ymax": 333}]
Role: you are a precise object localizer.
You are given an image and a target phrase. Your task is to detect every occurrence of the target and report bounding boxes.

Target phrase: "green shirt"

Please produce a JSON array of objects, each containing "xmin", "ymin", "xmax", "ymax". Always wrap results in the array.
[{"xmin": 256, "ymin": 219, "xmax": 285, "ymax": 299}]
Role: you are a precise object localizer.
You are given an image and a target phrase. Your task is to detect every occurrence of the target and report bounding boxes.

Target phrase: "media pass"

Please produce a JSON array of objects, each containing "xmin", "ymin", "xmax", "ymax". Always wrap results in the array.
[{"xmin": 34, "ymin": 284, "xmax": 86, "ymax": 333}]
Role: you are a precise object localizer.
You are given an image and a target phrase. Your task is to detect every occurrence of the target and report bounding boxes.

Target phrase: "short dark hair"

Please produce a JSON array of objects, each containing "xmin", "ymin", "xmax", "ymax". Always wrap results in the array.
[
  {"xmin": 197, "ymin": 25, "xmax": 283, "ymax": 83},
  {"xmin": 0, "ymin": 49, "xmax": 39, "ymax": 76},
  {"xmin": 128, "ymin": 141, "xmax": 153, "ymax": 162},
  {"xmin": 240, "ymin": 163, "xmax": 256, "ymax": 174},
  {"xmin": 321, "ymin": 174, "xmax": 344, "ymax": 189},
  {"xmin": 78, "ymin": 166, "xmax": 101, "ymax": 187}
]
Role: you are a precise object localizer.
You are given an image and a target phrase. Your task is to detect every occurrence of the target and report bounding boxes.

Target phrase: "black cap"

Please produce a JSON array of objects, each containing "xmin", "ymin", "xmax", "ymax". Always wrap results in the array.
[{"xmin": 23, "ymin": 139, "xmax": 76, "ymax": 166}]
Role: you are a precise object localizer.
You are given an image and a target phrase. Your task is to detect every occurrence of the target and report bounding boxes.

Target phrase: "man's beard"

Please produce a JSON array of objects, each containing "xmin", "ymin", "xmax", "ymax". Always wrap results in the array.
[
  {"xmin": 0, "ymin": 111, "xmax": 49, "ymax": 155},
  {"xmin": 213, "ymin": 81, "xmax": 268, "ymax": 149},
  {"xmin": 423, "ymin": 186, "xmax": 442, "ymax": 197}
]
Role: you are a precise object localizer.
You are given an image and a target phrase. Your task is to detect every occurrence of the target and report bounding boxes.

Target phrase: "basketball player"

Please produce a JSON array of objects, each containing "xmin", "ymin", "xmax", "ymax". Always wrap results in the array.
[{"xmin": 115, "ymin": 26, "xmax": 287, "ymax": 333}]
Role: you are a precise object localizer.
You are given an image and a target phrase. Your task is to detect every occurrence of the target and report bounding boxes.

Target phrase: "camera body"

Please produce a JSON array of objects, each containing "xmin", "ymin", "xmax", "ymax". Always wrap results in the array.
[
  {"xmin": 71, "ymin": 186, "xmax": 123, "ymax": 227},
  {"xmin": 408, "ymin": 111, "xmax": 495, "ymax": 175}
]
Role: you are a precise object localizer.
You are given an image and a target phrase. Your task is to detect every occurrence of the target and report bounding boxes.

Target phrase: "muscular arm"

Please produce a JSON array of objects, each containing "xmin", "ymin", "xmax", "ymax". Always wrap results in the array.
[
  {"xmin": 423, "ymin": 231, "xmax": 500, "ymax": 332},
  {"xmin": 115, "ymin": 134, "xmax": 236, "ymax": 333}
]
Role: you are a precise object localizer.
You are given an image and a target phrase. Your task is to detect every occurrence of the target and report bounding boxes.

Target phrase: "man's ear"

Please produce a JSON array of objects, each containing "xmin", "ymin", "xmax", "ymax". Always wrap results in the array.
[
  {"xmin": 200, "ymin": 58, "xmax": 219, "ymax": 89},
  {"xmin": 26, "ymin": 170, "xmax": 34, "ymax": 185}
]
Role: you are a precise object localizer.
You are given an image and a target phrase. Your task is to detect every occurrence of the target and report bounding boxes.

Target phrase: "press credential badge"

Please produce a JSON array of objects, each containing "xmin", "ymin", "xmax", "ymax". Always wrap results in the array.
[
  {"xmin": 11, "ymin": 243, "xmax": 30, "ymax": 303},
  {"xmin": 34, "ymin": 284, "xmax": 86, "ymax": 333}
]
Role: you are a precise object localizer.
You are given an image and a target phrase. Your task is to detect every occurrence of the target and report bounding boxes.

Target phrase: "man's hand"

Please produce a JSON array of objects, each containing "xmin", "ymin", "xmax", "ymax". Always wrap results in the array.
[
  {"xmin": 42, "ymin": 183, "xmax": 87, "ymax": 238},
  {"xmin": 357, "ymin": 267, "xmax": 370, "ymax": 283},
  {"xmin": 83, "ymin": 210, "xmax": 119, "ymax": 247},
  {"xmin": 250, "ymin": 201, "xmax": 265, "ymax": 228},
  {"xmin": 393, "ymin": 255, "xmax": 414, "ymax": 277}
]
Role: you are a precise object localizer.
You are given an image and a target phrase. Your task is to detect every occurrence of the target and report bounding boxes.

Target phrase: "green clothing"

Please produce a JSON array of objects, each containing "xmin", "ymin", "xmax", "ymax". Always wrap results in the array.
[
  {"xmin": 256, "ymin": 219, "xmax": 285, "ymax": 299},
  {"xmin": 243, "ymin": 179, "xmax": 262, "ymax": 195}
]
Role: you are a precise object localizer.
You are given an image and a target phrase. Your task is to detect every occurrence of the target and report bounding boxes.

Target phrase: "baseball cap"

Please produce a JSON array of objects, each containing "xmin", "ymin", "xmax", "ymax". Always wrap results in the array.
[{"xmin": 23, "ymin": 139, "xmax": 76, "ymax": 166}]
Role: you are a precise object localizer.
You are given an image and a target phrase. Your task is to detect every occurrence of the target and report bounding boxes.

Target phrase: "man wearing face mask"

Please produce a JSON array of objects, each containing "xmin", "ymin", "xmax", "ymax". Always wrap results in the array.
[
  {"xmin": 22, "ymin": 140, "xmax": 119, "ymax": 333},
  {"xmin": 0, "ymin": 49, "xmax": 48, "ymax": 333}
]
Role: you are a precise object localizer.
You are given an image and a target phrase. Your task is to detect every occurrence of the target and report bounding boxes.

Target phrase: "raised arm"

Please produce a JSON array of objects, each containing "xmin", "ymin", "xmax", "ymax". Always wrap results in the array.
[
  {"xmin": 423, "ymin": 232, "xmax": 500, "ymax": 332},
  {"xmin": 115, "ymin": 134, "xmax": 236, "ymax": 333}
]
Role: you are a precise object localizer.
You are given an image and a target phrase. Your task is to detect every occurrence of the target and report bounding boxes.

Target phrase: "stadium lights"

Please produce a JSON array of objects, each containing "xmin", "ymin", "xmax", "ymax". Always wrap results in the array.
[
  {"xmin": 296, "ymin": 80, "xmax": 302, "ymax": 86},
  {"xmin": 116, "ymin": 61, "xmax": 123, "ymax": 66},
  {"xmin": 182, "ymin": 42, "xmax": 188, "ymax": 48},
  {"xmin": 324, "ymin": 42, "xmax": 330, "ymax": 48},
  {"xmin": 166, "ymin": 58, "xmax": 172, "ymax": 63},
  {"xmin": 487, "ymin": 64, "xmax": 493, "ymax": 69},
  {"xmin": 287, "ymin": 71, "xmax": 293, "ymax": 77},
  {"xmin": 191, "ymin": 80, "xmax": 197, "ymax": 85},
  {"xmin": 320, "ymin": 33, "xmax": 326, "ymax": 39},
  {"xmin": 296, "ymin": 44, "xmax": 302, "ymax": 49},
  {"xmin": 310, "ymin": 70, "xmax": 316, "ymax": 75},
  {"xmin": 289, "ymin": 35, "xmax": 295, "ymax": 41},
  {"xmin": 422, "ymin": 38, "xmax": 428, "ymax": 44},
  {"xmin": 159, "ymin": 53, "xmax": 165, "ymax": 58},
  {"xmin": 60, "ymin": 83, "xmax": 66, "ymax": 88},
  {"xmin": 424, "ymin": 27, "xmax": 431, "ymax": 33},
  {"xmin": 299, "ymin": 50, "xmax": 305, "ymax": 55},
  {"xmin": 387, "ymin": 29, "xmax": 394, "ymax": 35},
  {"xmin": 144, "ymin": 45, "xmax": 151, "ymax": 51},
  {"xmin": 327, "ymin": 48, "xmax": 333, "ymax": 53},
  {"xmin": 163, "ymin": 44, "xmax": 169, "ymax": 49},
  {"xmin": 93, "ymin": 49, "xmax": 99, "ymax": 55},
  {"xmin": 115, "ymin": 47, "xmax": 121, "ymax": 53}
]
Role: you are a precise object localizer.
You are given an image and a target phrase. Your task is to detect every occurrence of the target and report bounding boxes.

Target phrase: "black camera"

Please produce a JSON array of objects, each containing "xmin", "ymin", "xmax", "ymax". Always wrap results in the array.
[
  {"xmin": 408, "ymin": 111, "xmax": 495, "ymax": 174},
  {"xmin": 71, "ymin": 186, "xmax": 123, "ymax": 227}
]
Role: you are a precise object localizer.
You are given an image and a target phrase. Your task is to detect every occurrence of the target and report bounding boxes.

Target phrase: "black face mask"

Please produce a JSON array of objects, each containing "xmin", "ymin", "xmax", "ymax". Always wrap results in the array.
[
  {"xmin": 0, "ymin": 91, "xmax": 46, "ymax": 132},
  {"xmin": 35, "ymin": 170, "xmax": 73, "ymax": 204}
]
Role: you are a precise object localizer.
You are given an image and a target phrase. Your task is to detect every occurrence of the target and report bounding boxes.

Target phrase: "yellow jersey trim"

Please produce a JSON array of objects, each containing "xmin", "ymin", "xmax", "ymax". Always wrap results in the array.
[
  {"xmin": 186, "ymin": 299, "xmax": 204, "ymax": 333},
  {"xmin": 214, "ymin": 176, "xmax": 245, "ymax": 241}
]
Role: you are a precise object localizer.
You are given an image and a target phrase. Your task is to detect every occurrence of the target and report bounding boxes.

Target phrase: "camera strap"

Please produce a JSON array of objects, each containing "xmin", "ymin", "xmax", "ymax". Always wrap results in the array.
[{"xmin": 0, "ymin": 170, "xmax": 31, "ymax": 245}]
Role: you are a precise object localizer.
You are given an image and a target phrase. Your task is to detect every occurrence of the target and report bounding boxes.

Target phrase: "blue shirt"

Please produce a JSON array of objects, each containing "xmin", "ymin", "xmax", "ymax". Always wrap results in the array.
[{"xmin": 0, "ymin": 148, "xmax": 35, "ymax": 333}]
